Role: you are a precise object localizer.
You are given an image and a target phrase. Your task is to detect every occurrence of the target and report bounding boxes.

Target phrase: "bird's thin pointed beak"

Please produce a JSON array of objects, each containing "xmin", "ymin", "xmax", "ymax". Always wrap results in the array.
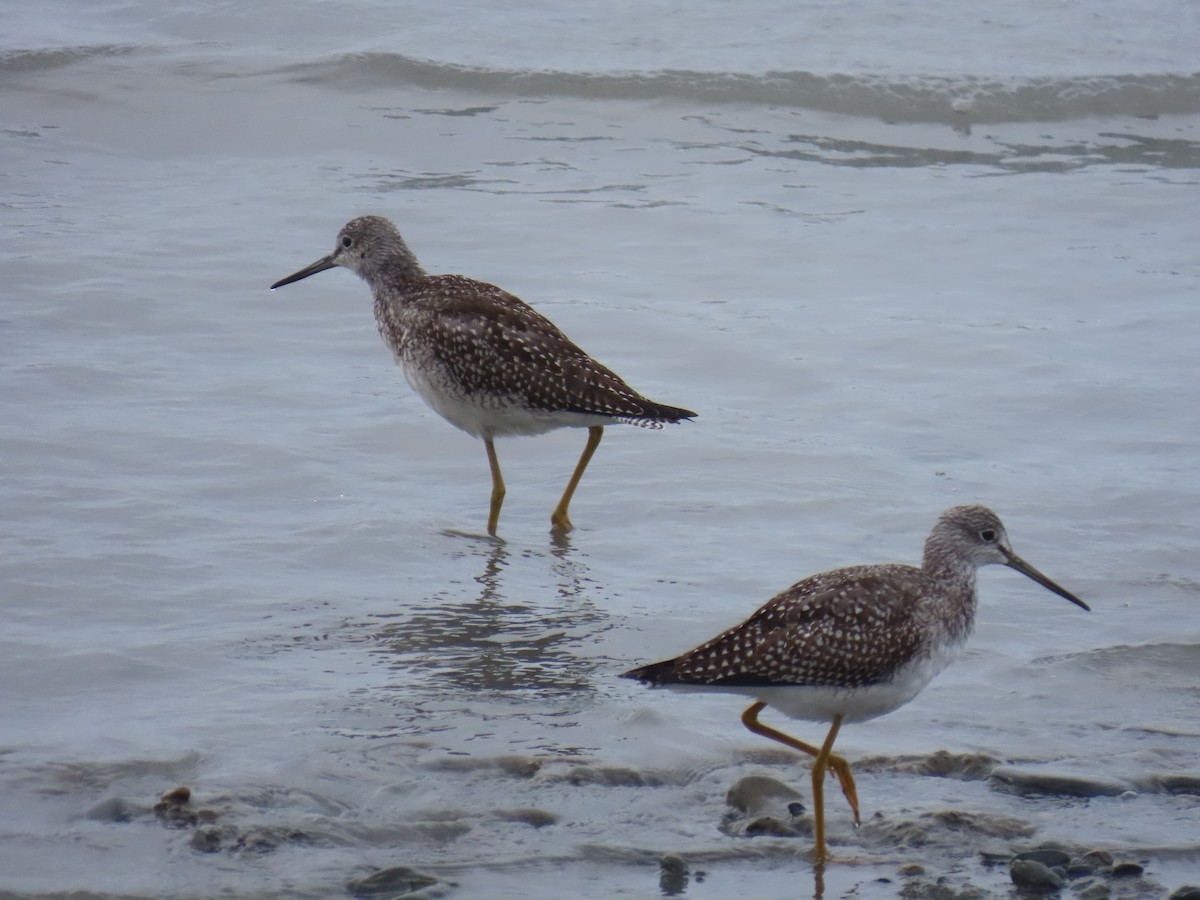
[
  {"xmin": 270, "ymin": 254, "xmax": 338, "ymax": 290},
  {"xmin": 1001, "ymin": 547, "xmax": 1090, "ymax": 611}
]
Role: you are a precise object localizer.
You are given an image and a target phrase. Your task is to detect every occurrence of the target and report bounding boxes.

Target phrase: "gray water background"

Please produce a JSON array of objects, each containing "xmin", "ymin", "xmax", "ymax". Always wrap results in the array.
[{"xmin": 3, "ymin": 2, "xmax": 1199, "ymax": 896}]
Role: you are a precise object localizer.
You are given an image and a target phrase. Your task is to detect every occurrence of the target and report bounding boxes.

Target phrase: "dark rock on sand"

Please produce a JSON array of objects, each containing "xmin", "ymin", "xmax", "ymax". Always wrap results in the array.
[
  {"xmin": 190, "ymin": 825, "xmax": 234, "ymax": 853},
  {"xmin": 742, "ymin": 816, "xmax": 804, "ymax": 837},
  {"xmin": 347, "ymin": 865, "xmax": 443, "ymax": 898},
  {"xmin": 724, "ymin": 774, "xmax": 803, "ymax": 817},
  {"xmin": 1010, "ymin": 858, "xmax": 1065, "ymax": 891},
  {"xmin": 564, "ymin": 764, "xmax": 654, "ymax": 787},
  {"xmin": 154, "ymin": 791, "xmax": 200, "ymax": 829},
  {"xmin": 490, "ymin": 807, "xmax": 557, "ymax": 828},
  {"xmin": 1144, "ymin": 774, "xmax": 1200, "ymax": 795},
  {"xmin": 1073, "ymin": 879, "xmax": 1111, "ymax": 900},
  {"xmin": 988, "ymin": 767, "xmax": 1131, "ymax": 798},
  {"xmin": 898, "ymin": 877, "xmax": 990, "ymax": 899},
  {"xmin": 161, "ymin": 785, "xmax": 191, "ymax": 803},
  {"xmin": 659, "ymin": 854, "xmax": 689, "ymax": 896},
  {"xmin": 420, "ymin": 754, "xmax": 541, "ymax": 779},
  {"xmin": 855, "ymin": 750, "xmax": 1000, "ymax": 780},
  {"xmin": 1169, "ymin": 886, "xmax": 1200, "ymax": 900},
  {"xmin": 721, "ymin": 774, "xmax": 808, "ymax": 838},
  {"xmin": 1078, "ymin": 849, "xmax": 1114, "ymax": 871},
  {"xmin": 863, "ymin": 808, "xmax": 1034, "ymax": 853},
  {"xmin": 1111, "ymin": 861, "xmax": 1145, "ymax": 878},
  {"xmin": 1013, "ymin": 847, "xmax": 1071, "ymax": 868}
]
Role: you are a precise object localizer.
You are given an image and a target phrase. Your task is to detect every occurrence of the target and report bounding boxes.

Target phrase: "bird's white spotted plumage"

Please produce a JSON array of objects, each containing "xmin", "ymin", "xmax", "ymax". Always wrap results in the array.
[
  {"xmin": 272, "ymin": 215, "xmax": 695, "ymax": 534},
  {"xmin": 622, "ymin": 504, "xmax": 1089, "ymax": 862}
]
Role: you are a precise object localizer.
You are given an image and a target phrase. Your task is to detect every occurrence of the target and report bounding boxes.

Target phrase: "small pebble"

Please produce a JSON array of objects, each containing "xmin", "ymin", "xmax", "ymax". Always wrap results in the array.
[
  {"xmin": 1010, "ymin": 859, "xmax": 1064, "ymax": 892},
  {"xmin": 189, "ymin": 827, "xmax": 223, "ymax": 853},
  {"xmin": 1112, "ymin": 862, "xmax": 1145, "ymax": 878},
  {"xmin": 725, "ymin": 774, "xmax": 803, "ymax": 816},
  {"xmin": 1168, "ymin": 887, "xmax": 1200, "ymax": 900},
  {"xmin": 1076, "ymin": 881, "xmax": 1111, "ymax": 900},
  {"xmin": 659, "ymin": 855, "xmax": 689, "ymax": 896},
  {"xmin": 1079, "ymin": 849, "xmax": 1114, "ymax": 869},
  {"xmin": 1014, "ymin": 848, "xmax": 1071, "ymax": 869},
  {"xmin": 989, "ymin": 767, "xmax": 1130, "ymax": 798},
  {"xmin": 743, "ymin": 815, "xmax": 801, "ymax": 837},
  {"xmin": 161, "ymin": 786, "xmax": 191, "ymax": 803},
  {"xmin": 347, "ymin": 866, "xmax": 439, "ymax": 898}
]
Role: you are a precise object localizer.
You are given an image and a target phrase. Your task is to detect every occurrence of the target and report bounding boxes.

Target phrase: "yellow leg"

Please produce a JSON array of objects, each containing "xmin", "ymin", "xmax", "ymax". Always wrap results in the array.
[
  {"xmin": 551, "ymin": 425, "xmax": 603, "ymax": 533},
  {"xmin": 484, "ymin": 438, "xmax": 506, "ymax": 536},
  {"xmin": 809, "ymin": 714, "xmax": 844, "ymax": 864},
  {"xmin": 740, "ymin": 702, "xmax": 860, "ymax": 826}
]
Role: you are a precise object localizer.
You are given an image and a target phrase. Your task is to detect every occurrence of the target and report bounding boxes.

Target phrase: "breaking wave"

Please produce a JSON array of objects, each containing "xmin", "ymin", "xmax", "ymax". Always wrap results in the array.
[{"xmin": 285, "ymin": 51, "xmax": 1200, "ymax": 124}]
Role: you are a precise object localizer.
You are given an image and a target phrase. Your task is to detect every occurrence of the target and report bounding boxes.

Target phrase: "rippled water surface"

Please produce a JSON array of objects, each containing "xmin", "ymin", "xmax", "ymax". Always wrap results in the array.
[{"xmin": 3, "ymin": 2, "xmax": 1199, "ymax": 897}]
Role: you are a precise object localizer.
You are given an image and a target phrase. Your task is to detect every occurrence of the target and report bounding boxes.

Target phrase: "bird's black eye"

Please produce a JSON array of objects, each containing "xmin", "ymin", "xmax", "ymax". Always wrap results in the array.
[
  {"xmin": 980, "ymin": 529, "xmax": 996, "ymax": 543},
  {"xmin": 341, "ymin": 236, "xmax": 353, "ymax": 249}
]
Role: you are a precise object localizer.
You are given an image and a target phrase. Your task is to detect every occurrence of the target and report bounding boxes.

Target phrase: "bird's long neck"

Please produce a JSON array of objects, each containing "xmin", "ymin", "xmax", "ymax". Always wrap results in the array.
[
  {"xmin": 358, "ymin": 240, "xmax": 427, "ymax": 297},
  {"xmin": 376, "ymin": 250, "xmax": 426, "ymax": 291},
  {"xmin": 922, "ymin": 533, "xmax": 979, "ymax": 643}
]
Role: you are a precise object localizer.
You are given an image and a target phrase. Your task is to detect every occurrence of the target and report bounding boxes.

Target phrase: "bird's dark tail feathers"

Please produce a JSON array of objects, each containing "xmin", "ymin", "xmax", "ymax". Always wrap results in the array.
[{"xmin": 620, "ymin": 658, "xmax": 682, "ymax": 684}]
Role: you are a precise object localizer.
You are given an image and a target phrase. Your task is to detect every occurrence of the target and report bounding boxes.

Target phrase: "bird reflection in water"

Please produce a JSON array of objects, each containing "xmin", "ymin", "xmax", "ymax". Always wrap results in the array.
[{"xmin": 372, "ymin": 535, "xmax": 611, "ymax": 702}]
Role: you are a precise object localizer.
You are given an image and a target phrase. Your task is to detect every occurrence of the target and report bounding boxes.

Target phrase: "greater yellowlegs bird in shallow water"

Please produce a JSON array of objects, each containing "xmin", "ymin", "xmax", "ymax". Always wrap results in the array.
[
  {"xmin": 622, "ymin": 504, "xmax": 1089, "ymax": 863},
  {"xmin": 271, "ymin": 216, "xmax": 696, "ymax": 535}
]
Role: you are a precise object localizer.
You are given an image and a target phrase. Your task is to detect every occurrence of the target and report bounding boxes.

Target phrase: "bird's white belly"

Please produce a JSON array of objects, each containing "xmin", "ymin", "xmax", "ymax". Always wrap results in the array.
[
  {"xmin": 771, "ymin": 637, "xmax": 967, "ymax": 724},
  {"xmin": 649, "ymin": 638, "xmax": 967, "ymax": 725},
  {"xmin": 402, "ymin": 364, "xmax": 609, "ymax": 439}
]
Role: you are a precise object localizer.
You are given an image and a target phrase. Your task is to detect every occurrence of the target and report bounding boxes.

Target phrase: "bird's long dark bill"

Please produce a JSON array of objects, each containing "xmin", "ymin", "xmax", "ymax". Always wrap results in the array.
[
  {"xmin": 270, "ymin": 254, "xmax": 337, "ymax": 290},
  {"xmin": 1002, "ymin": 548, "xmax": 1090, "ymax": 611}
]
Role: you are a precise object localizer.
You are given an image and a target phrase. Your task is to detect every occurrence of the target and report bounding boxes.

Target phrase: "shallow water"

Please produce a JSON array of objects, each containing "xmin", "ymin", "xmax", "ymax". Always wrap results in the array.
[{"xmin": 3, "ymin": 2, "xmax": 1199, "ymax": 897}]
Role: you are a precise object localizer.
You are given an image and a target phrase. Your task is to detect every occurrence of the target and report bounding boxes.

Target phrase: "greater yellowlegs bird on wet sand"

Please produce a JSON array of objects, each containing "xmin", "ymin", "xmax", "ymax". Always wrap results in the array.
[
  {"xmin": 622, "ymin": 504, "xmax": 1089, "ymax": 863},
  {"xmin": 271, "ymin": 216, "xmax": 696, "ymax": 536}
]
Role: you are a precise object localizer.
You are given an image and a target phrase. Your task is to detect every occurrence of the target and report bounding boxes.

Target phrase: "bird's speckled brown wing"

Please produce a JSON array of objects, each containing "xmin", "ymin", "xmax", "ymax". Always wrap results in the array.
[
  {"xmin": 624, "ymin": 564, "xmax": 930, "ymax": 689},
  {"xmin": 381, "ymin": 275, "xmax": 695, "ymax": 424}
]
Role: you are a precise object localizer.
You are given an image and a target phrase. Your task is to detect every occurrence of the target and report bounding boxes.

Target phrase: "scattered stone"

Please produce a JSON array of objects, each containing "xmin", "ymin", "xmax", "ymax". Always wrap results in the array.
[
  {"xmin": 161, "ymin": 785, "xmax": 191, "ymax": 803},
  {"xmin": 989, "ymin": 767, "xmax": 1131, "ymax": 798},
  {"xmin": 859, "ymin": 816, "xmax": 934, "ymax": 849},
  {"xmin": 154, "ymin": 789, "xmax": 199, "ymax": 829},
  {"xmin": 925, "ymin": 809, "xmax": 1036, "ymax": 839},
  {"xmin": 491, "ymin": 808, "xmax": 556, "ymax": 828},
  {"xmin": 659, "ymin": 855, "xmax": 689, "ymax": 896},
  {"xmin": 1078, "ymin": 849, "xmax": 1114, "ymax": 870},
  {"xmin": 1014, "ymin": 848, "xmax": 1071, "ymax": 868},
  {"xmin": 347, "ymin": 865, "xmax": 441, "ymax": 898},
  {"xmin": 743, "ymin": 816, "xmax": 802, "ymax": 837},
  {"xmin": 725, "ymin": 774, "xmax": 803, "ymax": 817},
  {"xmin": 421, "ymin": 754, "xmax": 540, "ymax": 779},
  {"xmin": 1149, "ymin": 774, "xmax": 1200, "ymax": 795},
  {"xmin": 898, "ymin": 863, "xmax": 926, "ymax": 876},
  {"xmin": 189, "ymin": 826, "xmax": 227, "ymax": 853},
  {"xmin": 1111, "ymin": 861, "xmax": 1144, "ymax": 878},
  {"xmin": 565, "ymin": 765, "xmax": 649, "ymax": 787},
  {"xmin": 855, "ymin": 750, "xmax": 1000, "ymax": 780},
  {"xmin": 1075, "ymin": 879, "xmax": 1111, "ymax": 900},
  {"xmin": 496, "ymin": 756, "xmax": 541, "ymax": 779},
  {"xmin": 1009, "ymin": 858, "xmax": 1064, "ymax": 892},
  {"xmin": 1169, "ymin": 887, "xmax": 1200, "ymax": 900},
  {"xmin": 231, "ymin": 826, "xmax": 288, "ymax": 854},
  {"xmin": 899, "ymin": 878, "xmax": 989, "ymax": 899}
]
